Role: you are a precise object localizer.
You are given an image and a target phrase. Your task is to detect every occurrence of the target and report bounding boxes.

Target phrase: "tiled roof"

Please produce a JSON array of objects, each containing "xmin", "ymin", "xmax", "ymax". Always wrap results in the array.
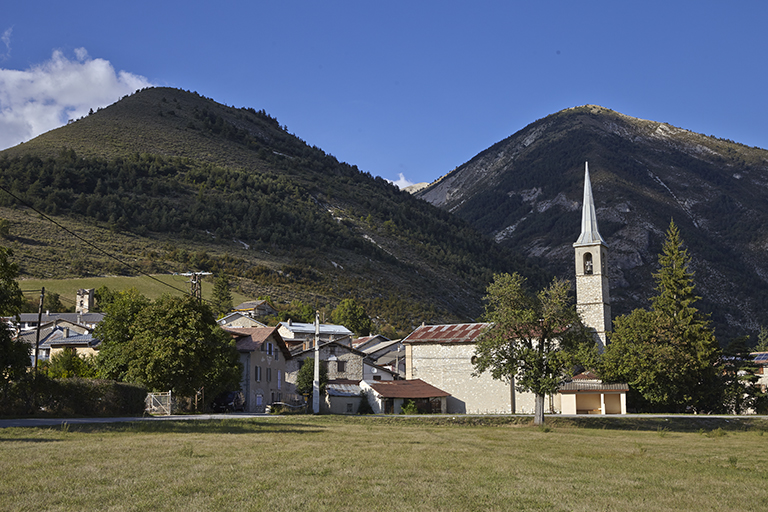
[
  {"xmin": 367, "ymin": 379, "xmax": 450, "ymax": 399},
  {"xmin": 559, "ymin": 381, "xmax": 628, "ymax": 392},
  {"xmin": 225, "ymin": 326, "xmax": 290, "ymax": 358},
  {"xmin": 572, "ymin": 371, "xmax": 600, "ymax": 380},
  {"xmin": 233, "ymin": 300, "xmax": 268, "ymax": 310},
  {"xmin": 11, "ymin": 312, "xmax": 104, "ymax": 324},
  {"xmin": 402, "ymin": 323, "xmax": 490, "ymax": 344}
]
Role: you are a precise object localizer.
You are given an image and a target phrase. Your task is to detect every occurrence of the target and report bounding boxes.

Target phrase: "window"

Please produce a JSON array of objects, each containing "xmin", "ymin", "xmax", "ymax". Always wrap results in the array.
[
  {"xmin": 373, "ymin": 375, "xmax": 381, "ymax": 381},
  {"xmin": 584, "ymin": 252, "xmax": 593, "ymax": 275},
  {"xmin": 337, "ymin": 360, "xmax": 346, "ymax": 373},
  {"xmin": 267, "ymin": 342, "xmax": 273, "ymax": 356},
  {"xmin": 277, "ymin": 370, "xmax": 282, "ymax": 390},
  {"xmin": 267, "ymin": 368, "xmax": 272, "ymax": 382},
  {"xmin": 256, "ymin": 395, "xmax": 263, "ymax": 406},
  {"xmin": 346, "ymin": 403, "xmax": 354, "ymax": 413},
  {"xmin": 255, "ymin": 366, "xmax": 262, "ymax": 382},
  {"xmin": 274, "ymin": 347, "xmax": 279, "ymax": 361}
]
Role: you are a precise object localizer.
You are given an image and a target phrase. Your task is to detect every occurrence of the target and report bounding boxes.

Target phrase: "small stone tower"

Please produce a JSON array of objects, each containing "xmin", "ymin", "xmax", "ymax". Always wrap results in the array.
[
  {"xmin": 573, "ymin": 162, "xmax": 611, "ymax": 349},
  {"xmin": 76, "ymin": 288, "xmax": 94, "ymax": 314}
]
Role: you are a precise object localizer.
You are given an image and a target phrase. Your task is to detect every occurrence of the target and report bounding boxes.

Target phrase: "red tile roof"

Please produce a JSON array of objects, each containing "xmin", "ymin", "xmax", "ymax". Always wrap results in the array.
[
  {"xmin": 402, "ymin": 323, "xmax": 490, "ymax": 344},
  {"xmin": 224, "ymin": 326, "xmax": 290, "ymax": 358},
  {"xmin": 367, "ymin": 379, "xmax": 450, "ymax": 399}
]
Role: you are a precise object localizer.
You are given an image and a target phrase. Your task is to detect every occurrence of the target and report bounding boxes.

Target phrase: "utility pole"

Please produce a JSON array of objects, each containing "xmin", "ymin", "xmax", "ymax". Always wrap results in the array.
[
  {"xmin": 33, "ymin": 287, "xmax": 45, "ymax": 372},
  {"xmin": 179, "ymin": 272, "xmax": 212, "ymax": 301},
  {"xmin": 312, "ymin": 310, "xmax": 320, "ymax": 414}
]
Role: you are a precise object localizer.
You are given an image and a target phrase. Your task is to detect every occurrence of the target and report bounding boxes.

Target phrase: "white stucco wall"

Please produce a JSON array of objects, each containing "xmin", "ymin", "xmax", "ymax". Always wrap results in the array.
[{"xmin": 409, "ymin": 343, "xmax": 516, "ymax": 414}]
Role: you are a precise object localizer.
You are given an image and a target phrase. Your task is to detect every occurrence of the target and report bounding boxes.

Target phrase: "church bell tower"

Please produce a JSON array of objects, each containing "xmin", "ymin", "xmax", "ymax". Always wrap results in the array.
[{"xmin": 573, "ymin": 162, "xmax": 611, "ymax": 350}]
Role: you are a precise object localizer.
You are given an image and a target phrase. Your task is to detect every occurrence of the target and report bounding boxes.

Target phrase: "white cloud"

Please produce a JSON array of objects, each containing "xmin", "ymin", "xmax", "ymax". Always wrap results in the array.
[
  {"xmin": 386, "ymin": 172, "xmax": 415, "ymax": 189},
  {"xmin": 1, "ymin": 28, "xmax": 11, "ymax": 60},
  {"xmin": 0, "ymin": 47, "xmax": 154, "ymax": 150}
]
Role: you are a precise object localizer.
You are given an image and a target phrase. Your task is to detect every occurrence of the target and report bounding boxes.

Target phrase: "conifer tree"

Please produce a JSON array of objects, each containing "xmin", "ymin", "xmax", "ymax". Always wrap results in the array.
[
  {"xmin": 602, "ymin": 220, "xmax": 722, "ymax": 412},
  {"xmin": 211, "ymin": 273, "xmax": 233, "ymax": 318}
]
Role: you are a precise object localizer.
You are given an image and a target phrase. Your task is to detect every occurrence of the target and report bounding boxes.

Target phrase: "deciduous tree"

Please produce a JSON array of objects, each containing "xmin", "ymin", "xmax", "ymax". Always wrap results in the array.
[
  {"xmin": 0, "ymin": 248, "xmax": 28, "ymax": 397},
  {"xmin": 472, "ymin": 273, "xmax": 595, "ymax": 425},
  {"xmin": 295, "ymin": 357, "xmax": 328, "ymax": 396},
  {"xmin": 331, "ymin": 298, "xmax": 372, "ymax": 336},
  {"xmin": 94, "ymin": 288, "xmax": 151, "ymax": 381},
  {"xmin": 125, "ymin": 295, "xmax": 241, "ymax": 399}
]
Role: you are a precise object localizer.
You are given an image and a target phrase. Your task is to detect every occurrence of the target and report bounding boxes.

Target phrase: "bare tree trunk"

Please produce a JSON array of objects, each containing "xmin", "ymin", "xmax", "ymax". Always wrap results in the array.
[{"xmin": 533, "ymin": 393, "xmax": 545, "ymax": 425}]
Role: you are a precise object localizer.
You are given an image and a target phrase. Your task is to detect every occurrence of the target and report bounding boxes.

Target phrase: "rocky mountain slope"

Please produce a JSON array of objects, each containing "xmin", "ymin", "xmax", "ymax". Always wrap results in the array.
[{"xmin": 417, "ymin": 105, "xmax": 768, "ymax": 340}]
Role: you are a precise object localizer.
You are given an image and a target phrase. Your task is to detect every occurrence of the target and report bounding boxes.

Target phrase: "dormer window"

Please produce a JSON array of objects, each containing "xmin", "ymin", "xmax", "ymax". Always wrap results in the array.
[{"xmin": 584, "ymin": 252, "xmax": 593, "ymax": 275}]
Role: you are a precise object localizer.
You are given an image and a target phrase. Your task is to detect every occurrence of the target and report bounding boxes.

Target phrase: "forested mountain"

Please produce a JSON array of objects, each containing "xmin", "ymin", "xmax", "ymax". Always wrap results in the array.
[
  {"xmin": 0, "ymin": 87, "xmax": 544, "ymax": 335},
  {"xmin": 417, "ymin": 105, "xmax": 768, "ymax": 340}
]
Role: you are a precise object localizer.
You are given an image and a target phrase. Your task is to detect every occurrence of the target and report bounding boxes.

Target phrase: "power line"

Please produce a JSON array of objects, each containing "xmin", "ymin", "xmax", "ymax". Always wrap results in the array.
[{"xmin": 0, "ymin": 183, "xmax": 207, "ymax": 301}]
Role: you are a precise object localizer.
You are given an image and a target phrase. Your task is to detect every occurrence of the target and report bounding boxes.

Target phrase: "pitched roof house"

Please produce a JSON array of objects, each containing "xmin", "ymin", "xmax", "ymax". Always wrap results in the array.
[
  {"xmin": 403, "ymin": 322, "xmax": 526, "ymax": 414},
  {"xmin": 232, "ymin": 300, "xmax": 278, "ymax": 319},
  {"xmin": 278, "ymin": 320, "xmax": 353, "ymax": 350},
  {"xmin": 361, "ymin": 379, "xmax": 450, "ymax": 414},
  {"xmin": 225, "ymin": 326, "xmax": 291, "ymax": 413}
]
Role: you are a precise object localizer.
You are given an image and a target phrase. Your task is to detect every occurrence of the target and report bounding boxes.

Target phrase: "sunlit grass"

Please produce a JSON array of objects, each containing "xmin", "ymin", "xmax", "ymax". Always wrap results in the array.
[{"xmin": 1, "ymin": 416, "xmax": 766, "ymax": 511}]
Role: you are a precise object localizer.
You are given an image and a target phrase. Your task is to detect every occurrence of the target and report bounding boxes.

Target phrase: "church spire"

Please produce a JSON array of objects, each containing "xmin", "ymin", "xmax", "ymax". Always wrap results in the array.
[{"xmin": 574, "ymin": 162, "xmax": 606, "ymax": 247}]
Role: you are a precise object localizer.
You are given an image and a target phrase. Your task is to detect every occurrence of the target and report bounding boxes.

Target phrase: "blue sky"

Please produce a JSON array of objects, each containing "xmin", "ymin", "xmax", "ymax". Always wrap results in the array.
[{"xmin": 1, "ymin": 2, "xmax": 766, "ymax": 187}]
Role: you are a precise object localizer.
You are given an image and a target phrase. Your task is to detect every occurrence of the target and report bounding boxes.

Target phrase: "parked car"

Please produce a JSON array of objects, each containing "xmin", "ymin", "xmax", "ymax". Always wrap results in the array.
[{"xmin": 212, "ymin": 391, "xmax": 245, "ymax": 412}]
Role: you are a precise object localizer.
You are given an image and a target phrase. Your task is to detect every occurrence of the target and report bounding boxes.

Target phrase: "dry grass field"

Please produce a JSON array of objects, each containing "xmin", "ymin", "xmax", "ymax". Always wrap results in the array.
[{"xmin": 1, "ymin": 415, "xmax": 766, "ymax": 512}]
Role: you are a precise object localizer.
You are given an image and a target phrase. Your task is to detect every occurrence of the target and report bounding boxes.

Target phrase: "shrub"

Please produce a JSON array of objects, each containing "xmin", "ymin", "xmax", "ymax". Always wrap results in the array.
[
  {"xmin": 357, "ymin": 390, "xmax": 374, "ymax": 414},
  {"xmin": 0, "ymin": 375, "xmax": 146, "ymax": 417},
  {"xmin": 400, "ymin": 399, "xmax": 418, "ymax": 415}
]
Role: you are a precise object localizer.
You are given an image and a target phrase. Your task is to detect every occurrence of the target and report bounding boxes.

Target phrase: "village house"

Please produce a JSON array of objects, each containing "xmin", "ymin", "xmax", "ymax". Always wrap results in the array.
[
  {"xmin": 17, "ymin": 320, "xmax": 98, "ymax": 364},
  {"xmin": 360, "ymin": 379, "xmax": 450, "ymax": 414},
  {"xmin": 224, "ymin": 326, "xmax": 291, "ymax": 413},
  {"xmin": 285, "ymin": 337, "xmax": 399, "ymax": 413},
  {"xmin": 217, "ymin": 311, "xmax": 267, "ymax": 329},
  {"xmin": 354, "ymin": 335, "xmax": 406, "ymax": 378},
  {"xmin": 232, "ymin": 300, "xmax": 278, "ymax": 319},
  {"xmin": 278, "ymin": 319, "xmax": 353, "ymax": 350},
  {"xmin": 7, "ymin": 311, "xmax": 104, "ymax": 333},
  {"xmin": 752, "ymin": 352, "xmax": 768, "ymax": 393}
]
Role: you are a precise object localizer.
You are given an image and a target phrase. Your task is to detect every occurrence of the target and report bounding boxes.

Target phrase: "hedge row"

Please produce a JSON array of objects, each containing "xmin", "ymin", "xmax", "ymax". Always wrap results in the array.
[{"xmin": 1, "ymin": 376, "xmax": 147, "ymax": 417}]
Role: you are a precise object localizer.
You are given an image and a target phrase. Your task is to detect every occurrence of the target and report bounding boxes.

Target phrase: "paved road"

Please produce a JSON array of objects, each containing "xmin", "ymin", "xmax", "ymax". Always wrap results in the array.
[{"xmin": 0, "ymin": 413, "xmax": 271, "ymax": 429}]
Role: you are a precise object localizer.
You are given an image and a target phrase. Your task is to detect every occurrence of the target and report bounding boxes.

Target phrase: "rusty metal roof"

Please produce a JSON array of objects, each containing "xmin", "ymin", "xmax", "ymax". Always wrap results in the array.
[
  {"xmin": 402, "ymin": 323, "xmax": 490, "ymax": 344},
  {"xmin": 367, "ymin": 379, "xmax": 450, "ymax": 399}
]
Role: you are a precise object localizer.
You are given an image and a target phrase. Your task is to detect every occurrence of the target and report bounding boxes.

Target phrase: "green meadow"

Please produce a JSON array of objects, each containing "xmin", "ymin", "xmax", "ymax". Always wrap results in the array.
[
  {"xmin": 1, "ymin": 415, "xmax": 766, "ymax": 511},
  {"xmin": 18, "ymin": 274, "xmax": 251, "ymax": 309}
]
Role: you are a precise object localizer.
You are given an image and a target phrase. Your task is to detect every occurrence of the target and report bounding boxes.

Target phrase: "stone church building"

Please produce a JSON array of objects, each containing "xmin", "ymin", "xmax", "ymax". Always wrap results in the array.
[{"xmin": 403, "ymin": 163, "xmax": 627, "ymax": 415}]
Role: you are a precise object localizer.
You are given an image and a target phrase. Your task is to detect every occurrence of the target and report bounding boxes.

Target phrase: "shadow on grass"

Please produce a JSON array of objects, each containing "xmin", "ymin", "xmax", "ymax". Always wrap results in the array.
[
  {"xmin": 58, "ymin": 418, "xmax": 326, "ymax": 435},
  {"xmin": 0, "ymin": 417, "xmax": 325, "ymax": 436},
  {"xmin": 339, "ymin": 414, "xmax": 768, "ymax": 433},
  {"xmin": 0, "ymin": 438, "xmax": 62, "ymax": 443},
  {"xmin": 545, "ymin": 416, "xmax": 768, "ymax": 433}
]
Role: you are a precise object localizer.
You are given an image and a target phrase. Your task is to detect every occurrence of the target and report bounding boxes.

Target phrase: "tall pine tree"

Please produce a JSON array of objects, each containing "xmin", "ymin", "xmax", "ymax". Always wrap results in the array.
[
  {"xmin": 602, "ymin": 220, "xmax": 722, "ymax": 412},
  {"xmin": 211, "ymin": 273, "xmax": 233, "ymax": 318}
]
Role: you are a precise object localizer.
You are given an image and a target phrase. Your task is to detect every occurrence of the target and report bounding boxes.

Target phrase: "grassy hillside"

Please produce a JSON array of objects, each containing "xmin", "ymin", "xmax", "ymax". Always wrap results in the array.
[
  {"xmin": 0, "ymin": 87, "xmax": 547, "ymax": 334},
  {"xmin": 18, "ymin": 274, "xmax": 251, "ymax": 310}
]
